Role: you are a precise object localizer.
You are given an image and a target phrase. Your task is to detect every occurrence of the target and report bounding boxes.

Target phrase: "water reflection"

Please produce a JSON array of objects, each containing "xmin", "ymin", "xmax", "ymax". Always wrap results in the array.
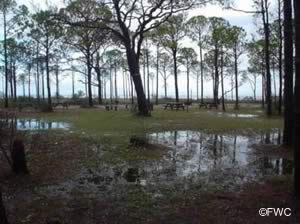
[
  {"xmin": 215, "ymin": 112, "xmax": 259, "ymax": 118},
  {"xmin": 147, "ymin": 130, "xmax": 291, "ymax": 178},
  {"xmin": 39, "ymin": 129, "xmax": 293, "ymax": 200},
  {"xmin": 1, "ymin": 118, "xmax": 70, "ymax": 130},
  {"xmin": 83, "ymin": 130, "xmax": 290, "ymax": 188}
]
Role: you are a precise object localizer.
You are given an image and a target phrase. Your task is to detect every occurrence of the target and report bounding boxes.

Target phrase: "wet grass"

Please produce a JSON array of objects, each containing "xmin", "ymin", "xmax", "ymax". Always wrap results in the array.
[{"xmin": 23, "ymin": 105, "xmax": 283, "ymax": 144}]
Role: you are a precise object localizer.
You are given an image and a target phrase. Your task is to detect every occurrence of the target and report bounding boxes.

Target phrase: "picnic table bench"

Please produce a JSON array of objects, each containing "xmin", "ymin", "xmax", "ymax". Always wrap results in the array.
[
  {"xmin": 199, "ymin": 102, "xmax": 218, "ymax": 109},
  {"xmin": 164, "ymin": 102, "xmax": 185, "ymax": 111},
  {"xmin": 53, "ymin": 102, "xmax": 69, "ymax": 109}
]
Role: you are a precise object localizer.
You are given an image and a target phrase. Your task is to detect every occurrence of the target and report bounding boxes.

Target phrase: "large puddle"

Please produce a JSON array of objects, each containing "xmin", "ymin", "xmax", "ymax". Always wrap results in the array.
[
  {"xmin": 214, "ymin": 112, "xmax": 259, "ymax": 118},
  {"xmin": 1, "ymin": 118, "xmax": 70, "ymax": 130},
  {"xmin": 37, "ymin": 129, "xmax": 292, "ymax": 201}
]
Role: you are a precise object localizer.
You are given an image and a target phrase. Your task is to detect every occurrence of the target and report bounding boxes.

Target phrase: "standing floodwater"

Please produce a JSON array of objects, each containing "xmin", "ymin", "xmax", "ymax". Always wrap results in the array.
[
  {"xmin": 41, "ymin": 129, "xmax": 292, "ymax": 201},
  {"xmin": 1, "ymin": 118, "xmax": 70, "ymax": 130}
]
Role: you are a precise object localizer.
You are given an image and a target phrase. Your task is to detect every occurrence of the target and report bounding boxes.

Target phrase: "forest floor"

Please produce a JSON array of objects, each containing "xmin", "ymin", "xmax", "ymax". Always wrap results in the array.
[{"xmin": 1, "ymin": 104, "xmax": 299, "ymax": 223}]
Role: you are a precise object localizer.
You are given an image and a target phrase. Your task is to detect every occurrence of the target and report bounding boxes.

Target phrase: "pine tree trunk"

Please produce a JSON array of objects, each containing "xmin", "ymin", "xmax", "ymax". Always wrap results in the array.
[
  {"xmin": 87, "ymin": 51, "xmax": 93, "ymax": 107},
  {"xmin": 172, "ymin": 49, "xmax": 179, "ymax": 102},
  {"xmin": 114, "ymin": 62, "xmax": 118, "ymax": 102},
  {"xmin": 28, "ymin": 66, "xmax": 31, "ymax": 99},
  {"xmin": 126, "ymin": 47, "xmax": 149, "ymax": 115},
  {"xmin": 283, "ymin": 0, "xmax": 294, "ymax": 146},
  {"xmin": 55, "ymin": 64, "xmax": 59, "ymax": 102},
  {"xmin": 146, "ymin": 49, "xmax": 150, "ymax": 103},
  {"xmin": 214, "ymin": 46, "xmax": 219, "ymax": 106},
  {"xmin": 156, "ymin": 45, "xmax": 159, "ymax": 105},
  {"xmin": 3, "ymin": 10, "xmax": 8, "ymax": 108},
  {"xmin": 234, "ymin": 45, "xmax": 239, "ymax": 110},
  {"xmin": 42, "ymin": 64, "xmax": 45, "ymax": 100},
  {"xmin": 45, "ymin": 36, "xmax": 53, "ymax": 111},
  {"xmin": 200, "ymin": 43, "xmax": 204, "ymax": 104},
  {"xmin": 221, "ymin": 51, "xmax": 225, "ymax": 111},
  {"xmin": 278, "ymin": 0, "xmax": 283, "ymax": 114},
  {"xmin": 262, "ymin": 0, "xmax": 273, "ymax": 116},
  {"xmin": 293, "ymin": 0, "xmax": 300, "ymax": 198},
  {"xmin": 72, "ymin": 70, "xmax": 75, "ymax": 99},
  {"xmin": 187, "ymin": 65, "xmax": 190, "ymax": 102},
  {"xmin": 13, "ymin": 65, "xmax": 17, "ymax": 102},
  {"xmin": 36, "ymin": 45, "xmax": 40, "ymax": 103}
]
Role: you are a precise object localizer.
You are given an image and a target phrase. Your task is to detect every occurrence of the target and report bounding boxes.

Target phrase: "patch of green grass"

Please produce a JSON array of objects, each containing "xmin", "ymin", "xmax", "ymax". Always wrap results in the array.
[{"xmin": 29, "ymin": 106, "xmax": 282, "ymax": 141}]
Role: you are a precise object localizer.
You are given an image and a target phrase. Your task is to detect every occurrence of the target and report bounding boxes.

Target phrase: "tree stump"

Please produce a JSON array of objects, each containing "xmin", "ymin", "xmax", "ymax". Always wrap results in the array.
[
  {"xmin": 11, "ymin": 138, "xmax": 28, "ymax": 174},
  {"xmin": 129, "ymin": 136, "xmax": 148, "ymax": 147}
]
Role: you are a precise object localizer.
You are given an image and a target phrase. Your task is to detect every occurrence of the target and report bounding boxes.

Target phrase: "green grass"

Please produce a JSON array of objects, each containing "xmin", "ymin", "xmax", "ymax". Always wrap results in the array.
[{"xmin": 26, "ymin": 104, "xmax": 283, "ymax": 145}]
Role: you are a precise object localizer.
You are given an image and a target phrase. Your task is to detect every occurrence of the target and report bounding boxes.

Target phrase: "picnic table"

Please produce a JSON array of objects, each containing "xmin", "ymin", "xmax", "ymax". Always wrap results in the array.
[
  {"xmin": 164, "ymin": 102, "xmax": 185, "ymax": 111},
  {"xmin": 53, "ymin": 102, "xmax": 69, "ymax": 109},
  {"xmin": 199, "ymin": 102, "xmax": 218, "ymax": 109}
]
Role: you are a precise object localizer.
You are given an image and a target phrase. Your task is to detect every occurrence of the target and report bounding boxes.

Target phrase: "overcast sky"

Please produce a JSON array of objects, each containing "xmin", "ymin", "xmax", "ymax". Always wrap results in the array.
[{"xmin": 1, "ymin": 0, "xmax": 279, "ymax": 100}]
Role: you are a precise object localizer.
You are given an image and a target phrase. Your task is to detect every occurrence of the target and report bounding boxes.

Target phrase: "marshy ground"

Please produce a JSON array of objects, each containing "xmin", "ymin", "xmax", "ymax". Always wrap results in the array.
[{"xmin": 0, "ymin": 104, "xmax": 298, "ymax": 223}]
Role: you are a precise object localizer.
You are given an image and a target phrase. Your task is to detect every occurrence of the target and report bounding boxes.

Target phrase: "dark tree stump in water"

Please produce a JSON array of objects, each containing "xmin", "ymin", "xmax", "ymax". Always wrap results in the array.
[
  {"xmin": 0, "ymin": 189, "xmax": 9, "ymax": 224},
  {"xmin": 129, "ymin": 136, "xmax": 148, "ymax": 147},
  {"xmin": 11, "ymin": 138, "xmax": 28, "ymax": 174},
  {"xmin": 124, "ymin": 168, "xmax": 139, "ymax": 182}
]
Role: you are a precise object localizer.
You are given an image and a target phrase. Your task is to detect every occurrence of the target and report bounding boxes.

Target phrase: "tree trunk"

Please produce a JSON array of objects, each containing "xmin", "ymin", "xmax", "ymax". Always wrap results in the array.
[
  {"xmin": 200, "ymin": 43, "xmax": 204, "ymax": 104},
  {"xmin": 146, "ymin": 49, "xmax": 150, "ymax": 104},
  {"xmin": 72, "ymin": 69, "xmax": 75, "ymax": 99},
  {"xmin": 262, "ymin": 0, "xmax": 272, "ymax": 116},
  {"xmin": 23, "ymin": 79, "xmax": 25, "ymax": 97},
  {"xmin": 172, "ymin": 49, "xmax": 179, "ymax": 102},
  {"xmin": 36, "ymin": 45, "xmax": 40, "ymax": 103},
  {"xmin": 272, "ymin": 61, "xmax": 277, "ymax": 107},
  {"xmin": 143, "ymin": 52, "xmax": 146, "ymax": 91},
  {"xmin": 164, "ymin": 67, "xmax": 167, "ymax": 98},
  {"xmin": 221, "ymin": 50, "xmax": 225, "ymax": 111},
  {"xmin": 130, "ymin": 76, "xmax": 134, "ymax": 105},
  {"xmin": 122, "ymin": 70, "xmax": 126, "ymax": 101},
  {"xmin": 87, "ymin": 51, "xmax": 93, "ymax": 107},
  {"xmin": 196, "ymin": 72, "xmax": 199, "ymax": 101},
  {"xmin": 45, "ymin": 40, "xmax": 53, "ymax": 111},
  {"xmin": 13, "ymin": 64, "xmax": 17, "ymax": 102},
  {"xmin": 187, "ymin": 64, "xmax": 190, "ymax": 102},
  {"xmin": 3, "ymin": 10, "xmax": 8, "ymax": 108},
  {"xmin": 214, "ymin": 46, "xmax": 219, "ymax": 106},
  {"xmin": 125, "ymin": 47, "xmax": 149, "ymax": 115},
  {"xmin": 156, "ymin": 44, "xmax": 159, "ymax": 105},
  {"xmin": 28, "ymin": 65, "xmax": 31, "ymax": 99},
  {"xmin": 262, "ymin": 67, "xmax": 265, "ymax": 108},
  {"xmin": 114, "ymin": 62, "xmax": 118, "ymax": 102},
  {"xmin": 10, "ymin": 60, "xmax": 13, "ymax": 100},
  {"xmin": 0, "ymin": 189, "xmax": 9, "ymax": 224},
  {"xmin": 293, "ymin": 0, "xmax": 300, "ymax": 198},
  {"xmin": 234, "ymin": 45, "xmax": 239, "ymax": 110},
  {"xmin": 278, "ymin": 0, "xmax": 283, "ymax": 114},
  {"xmin": 41, "ymin": 63, "xmax": 45, "ymax": 100},
  {"xmin": 254, "ymin": 76, "xmax": 257, "ymax": 101},
  {"xmin": 55, "ymin": 64, "xmax": 59, "ymax": 102},
  {"xmin": 96, "ymin": 70, "xmax": 102, "ymax": 104},
  {"xmin": 283, "ymin": 0, "xmax": 294, "ymax": 146},
  {"xmin": 110, "ymin": 61, "xmax": 113, "ymax": 106}
]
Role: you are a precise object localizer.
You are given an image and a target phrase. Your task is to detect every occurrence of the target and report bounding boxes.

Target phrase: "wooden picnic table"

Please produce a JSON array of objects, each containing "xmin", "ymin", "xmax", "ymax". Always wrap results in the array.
[
  {"xmin": 199, "ymin": 102, "xmax": 218, "ymax": 109},
  {"xmin": 164, "ymin": 102, "xmax": 185, "ymax": 111}
]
